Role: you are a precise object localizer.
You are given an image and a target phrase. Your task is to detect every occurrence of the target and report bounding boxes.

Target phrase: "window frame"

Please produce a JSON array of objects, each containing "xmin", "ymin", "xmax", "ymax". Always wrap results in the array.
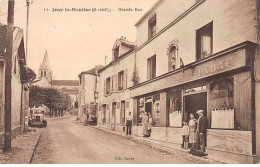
[
  {"xmin": 147, "ymin": 55, "xmax": 156, "ymax": 80},
  {"xmin": 148, "ymin": 14, "xmax": 156, "ymax": 40},
  {"xmin": 196, "ymin": 21, "xmax": 213, "ymax": 60},
  {"xmin": 118, "ymin": 71, "xmax": 124, "ymax": 91}
]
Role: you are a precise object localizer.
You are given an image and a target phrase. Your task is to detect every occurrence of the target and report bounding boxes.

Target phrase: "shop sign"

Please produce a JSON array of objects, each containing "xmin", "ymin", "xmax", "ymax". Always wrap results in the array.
[{"xmin": 131, "ymin": 48, "xmax": 247, "ymax": 97}]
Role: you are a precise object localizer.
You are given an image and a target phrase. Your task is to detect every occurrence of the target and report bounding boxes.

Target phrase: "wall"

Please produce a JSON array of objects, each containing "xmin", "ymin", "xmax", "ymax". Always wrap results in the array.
[
  {"xmin": 11, "ymin": 55, "xmax": 22, "ymax": 129},
  {"xmin": 97, "ymin": 51, "xmax": 135, "ymax": 125},
  {"xmin": 83, "ymin": 74, "xmax": 96, "ymax": 104},
  {"xmin": 135, "ymin": 0, "xmax": 257, "ymax": 84}
]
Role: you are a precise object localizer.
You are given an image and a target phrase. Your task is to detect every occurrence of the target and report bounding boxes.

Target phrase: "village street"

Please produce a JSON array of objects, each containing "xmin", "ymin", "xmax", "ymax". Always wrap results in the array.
[{"xmin": 30, "ymin": 116, "xmax": 216, "ymax": 164}]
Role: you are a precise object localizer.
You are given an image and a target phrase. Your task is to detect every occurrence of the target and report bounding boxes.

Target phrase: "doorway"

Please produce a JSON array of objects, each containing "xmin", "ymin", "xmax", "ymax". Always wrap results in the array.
[
  {"xmin": 145, "ymin": 102, "xmax": 152, "ymax": 115},
  {"xmin": 184, "ymin": 92, "xmax": 207, "ymax": 121}
]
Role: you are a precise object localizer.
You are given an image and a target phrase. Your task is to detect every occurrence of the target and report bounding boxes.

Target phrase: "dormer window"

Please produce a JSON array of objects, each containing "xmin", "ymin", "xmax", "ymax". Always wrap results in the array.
[
  {"xmin": 113, "ymin": 46, "xmax": 119, "ymax": 61},
  {"xmin": 148, "ymin": 15, "xmax": 156, "ymax": 40}
]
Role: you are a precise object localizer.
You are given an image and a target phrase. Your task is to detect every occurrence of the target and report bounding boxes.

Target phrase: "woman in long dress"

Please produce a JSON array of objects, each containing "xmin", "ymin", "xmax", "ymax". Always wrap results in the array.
[
  {"xmin": 189, "ymin": 113, "xmax": 197, "ymax": 148},
  {"xmin": 142, "ymin": 112, "xmax": 149, "ymax": 137}
]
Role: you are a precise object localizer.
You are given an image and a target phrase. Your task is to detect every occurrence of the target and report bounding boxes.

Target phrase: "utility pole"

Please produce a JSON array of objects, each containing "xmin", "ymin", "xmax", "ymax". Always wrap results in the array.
[
  {"xmin": 4, "ymin": 0, "xmax": 15, "ymax": 153},
  {"xmin": 26, "ymin": 0, "xmax": 30, "ymax": 61}
]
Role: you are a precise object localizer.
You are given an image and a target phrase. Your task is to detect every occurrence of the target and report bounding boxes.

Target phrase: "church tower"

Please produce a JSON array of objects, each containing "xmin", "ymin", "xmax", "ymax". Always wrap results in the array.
[{"xmin": 38, "ymin": 50, "xmax": 52, "ymax": 84}]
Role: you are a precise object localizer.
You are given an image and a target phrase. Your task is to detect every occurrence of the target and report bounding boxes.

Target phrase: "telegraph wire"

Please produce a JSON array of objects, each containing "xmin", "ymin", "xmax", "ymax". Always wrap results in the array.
[{"xmin": 0, "ymin": 5, "xmax": 27, "ymax": 17}]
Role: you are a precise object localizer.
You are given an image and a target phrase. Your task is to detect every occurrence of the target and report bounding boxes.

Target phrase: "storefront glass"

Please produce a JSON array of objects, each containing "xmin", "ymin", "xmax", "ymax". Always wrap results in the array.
[
  {"xmin": 210, "ymin": 77, "xmax": 234, "ymax": 129},
  {"xmin": 168, "ymin": 90, "xmax": 182, "ymax": 127}
]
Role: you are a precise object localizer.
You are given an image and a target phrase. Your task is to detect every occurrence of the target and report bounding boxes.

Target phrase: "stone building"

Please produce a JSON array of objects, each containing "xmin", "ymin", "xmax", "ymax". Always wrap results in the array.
[
  {"xmin": 0, "ymin": 24, "xmax": 36, "ymax": 143},
  {"xmin": 78, "ymin": 65, "xmax": 103, "ymax": 122},
  {"xmin": 79, "ymin": 0, "xmax": 260, "ymax": 163}
]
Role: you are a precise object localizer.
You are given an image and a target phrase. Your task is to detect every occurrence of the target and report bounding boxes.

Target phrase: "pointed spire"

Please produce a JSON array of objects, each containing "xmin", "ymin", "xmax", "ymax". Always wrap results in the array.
[{"xmin": 40, "ymin": 50, "xmax": 51, "ymax": 70}]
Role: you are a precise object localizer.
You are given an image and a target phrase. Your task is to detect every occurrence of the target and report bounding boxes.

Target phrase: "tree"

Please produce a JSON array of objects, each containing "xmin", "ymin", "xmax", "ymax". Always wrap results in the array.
[
  {"xmin": 29, "ymin": 86, "xmax": 72, "ymax": 117},
  {"xmin": 29, "ymin": 86, "xmax": 46, "ymax": 107}
]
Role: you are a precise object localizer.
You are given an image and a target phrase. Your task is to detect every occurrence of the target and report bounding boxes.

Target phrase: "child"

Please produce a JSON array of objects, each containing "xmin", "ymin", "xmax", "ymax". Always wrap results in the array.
[{"xmin": 182, "ymin": 121, "xmax": 189, "ymax": 149}]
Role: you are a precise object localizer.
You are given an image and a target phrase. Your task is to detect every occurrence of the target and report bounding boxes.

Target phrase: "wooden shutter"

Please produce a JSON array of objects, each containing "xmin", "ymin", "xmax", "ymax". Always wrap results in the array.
[
  {"xmin": 114, "ymin": 74, "xmax": 118, "ymax": 92},
  {"xmin": 110, "ymin": 77, "xmax": 112, "ymax": 94},
  {"xmin": 123, "ymin": 69, "xmax": 127, "ymax": 89},
  {"xmin": 103, "ymin": 79, "xmax": 106, "ymax": 96},
  {"xmin": 111, "ymin": 75, "xmax": 115, "ymax": 93}
]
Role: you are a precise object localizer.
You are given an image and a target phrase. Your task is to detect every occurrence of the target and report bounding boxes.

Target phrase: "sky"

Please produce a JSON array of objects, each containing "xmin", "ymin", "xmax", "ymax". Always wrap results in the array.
[{"xmin": 0, "ymin": 0, "xmax": 157, "ymax": 80}]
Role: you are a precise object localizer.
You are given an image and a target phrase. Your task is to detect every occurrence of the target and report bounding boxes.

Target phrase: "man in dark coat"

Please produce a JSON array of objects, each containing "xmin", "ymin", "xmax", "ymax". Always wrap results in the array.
[{"xmin": 196, "ymin": 110, "xmax": 207, "ymax": 152}]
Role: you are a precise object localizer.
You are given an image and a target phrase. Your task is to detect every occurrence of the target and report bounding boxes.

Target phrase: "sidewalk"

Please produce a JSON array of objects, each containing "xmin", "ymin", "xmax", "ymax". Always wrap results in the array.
[
  {"xmin": 0, "ymin": 128, "xmax": 42, "ymax": 164},
  {"xmin": 89, "ymin": 124, "xmax": 226, "ymax": 164}
]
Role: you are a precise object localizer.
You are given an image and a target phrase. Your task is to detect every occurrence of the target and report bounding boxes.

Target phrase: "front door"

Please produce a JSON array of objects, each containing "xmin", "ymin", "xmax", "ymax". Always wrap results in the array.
[
  {"xmin": 184, "ymin": 92, "xmax": 207, "ymax": 146},
  {"xmin": 184, "ymin": 92, "xmax": 207, "ymax": 121}
]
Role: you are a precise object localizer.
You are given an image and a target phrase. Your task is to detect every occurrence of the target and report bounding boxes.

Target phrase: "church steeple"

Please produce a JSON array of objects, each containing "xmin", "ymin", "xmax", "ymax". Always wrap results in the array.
[{"xmin": 38, "ymin": 50, "xmax": 52, "ymax": 83}]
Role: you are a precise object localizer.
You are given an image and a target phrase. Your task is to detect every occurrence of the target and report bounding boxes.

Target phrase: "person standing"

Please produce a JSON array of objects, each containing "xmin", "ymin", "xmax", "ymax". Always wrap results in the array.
[
  {"xmin": 142, "ymin": 112, "xmax": 149, "ymax": 137},
  {"xmin": 189, "ymin": 113, "xmax": 197, "ymax": 148},
  {"xmin": 126, "ymin": 111, "xmax": 134, "ymax": 135},
  {"xmin": 147, "ymin": 113, "xmax": 153, "ymax": 137},
  {"xmin": 182, "ymin": 121, "xmax": 189, "ymax": 149},
  {"xmin": 196, "ymin": 110, "xmax": 207, "ymax": 152}
]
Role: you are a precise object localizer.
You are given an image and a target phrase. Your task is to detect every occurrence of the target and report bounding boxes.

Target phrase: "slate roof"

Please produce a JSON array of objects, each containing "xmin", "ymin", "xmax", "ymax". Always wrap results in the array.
[{"xmin": 52, "ymin": 80, "xmax": 79, "ymax": 86}]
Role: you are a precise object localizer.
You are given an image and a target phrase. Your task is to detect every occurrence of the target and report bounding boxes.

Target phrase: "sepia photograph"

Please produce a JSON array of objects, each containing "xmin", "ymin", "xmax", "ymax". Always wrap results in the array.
[{"xmin": 0, "ymin": 0, "xmax": 259, "ymax": 165}]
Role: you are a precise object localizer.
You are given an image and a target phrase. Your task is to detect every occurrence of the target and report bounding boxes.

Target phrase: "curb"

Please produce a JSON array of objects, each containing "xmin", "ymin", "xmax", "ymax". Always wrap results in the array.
[
  {"xmin": 88, "ymin": 125, "xmax": 225, "ymax": 164},
  {"xmin": 29, "ymin": 132, "xmax": 42, "ymax": 164}
]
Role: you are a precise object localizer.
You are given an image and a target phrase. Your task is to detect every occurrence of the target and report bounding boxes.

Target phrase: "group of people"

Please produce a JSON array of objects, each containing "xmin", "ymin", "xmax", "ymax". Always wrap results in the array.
[
  {"xmin": 125, "ymin": 109, "xmax": 207, "ymax": 154},
  {"xmin": 182, "ymin": 110, "xmax": 207, "ymax": 153},
  {"xmin": 125, "ymin": 111, "xmax": 153, "ymax": 137}
]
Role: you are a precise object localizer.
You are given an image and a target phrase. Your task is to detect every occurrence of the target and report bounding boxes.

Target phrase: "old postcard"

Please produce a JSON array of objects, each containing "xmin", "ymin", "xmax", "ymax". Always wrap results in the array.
[{"xmin": 0, "ymin": 0, "xmax": 259, "ymax": 165}]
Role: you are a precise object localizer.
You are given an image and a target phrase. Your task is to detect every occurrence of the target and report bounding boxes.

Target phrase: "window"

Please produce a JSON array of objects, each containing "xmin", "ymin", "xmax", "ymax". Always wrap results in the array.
[
  {"xmin": 210, "ymin": 78, "xmax": 234, "ymax": 129},
  {"xmin": 168, "ymin": 46, "xmax": 177, "ymax": 71},
  {"xmin": 113, "ymin": 46, "xmax": 119, "ymax": 61},
  {"xmin": 148, "ymin": 15, "xmax": 156, "ymax": 39},
  {"xmin": 44, "ymin": 71, "xmax": 46, "ymax": 77},
  {"xmin": 196, "ymin": 21, "xmax": 213, "ymax": 60},
  {"xmin": 147, "ymin": 55, "xmax": 156, "ymax": 80},
  {"xmin": 106, "ymin": 77, "xmax": 111, "ymax": 95},
  {"xmin": 118, "ymin": 71, "xmax": 124, "ymax": 91},
  {"xmin": 152, "ymin": 94, "xmax": 160, "ymax": 126},
  {"xmin": 169, "ymin": 90, "xmax": 182, "ymax": 127}
]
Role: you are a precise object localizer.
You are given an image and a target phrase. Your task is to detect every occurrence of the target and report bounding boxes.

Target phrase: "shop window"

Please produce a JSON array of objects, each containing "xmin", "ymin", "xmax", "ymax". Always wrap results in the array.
[
  {"xmin": 118, "ymin": 71, "xmax": 124, "ymax": 91},
  {"xmin": 168, "ymin": 46, "xmax": 177, "ymax": 71},
  {"xmin": 148, "ymin": 14, "xmax": 156, "ymax": 40},
  {"xmin": 138, "ymin": 98, "xmax": 145, "ymax": 125},
  {"xmin": 169, "ymin": 90, "xmax": 182, "ymax": 127},
  {"xmin": 185, "ymin": 85, "xmax": 206, "ymax": 93},
  {"xmin": 210, "ymin": 78, "xmax": 234, "ymax": 129},
  {"xmin": 196, "ymin": 21, "xmax": 213, "ymax": 60},
  {"xmin": 147, "ymin": 55, "xmax": 156, "ymax": 80},
  {"xmin": 152, "ymin": 94, "xmax": 160, "ymax": 126}
]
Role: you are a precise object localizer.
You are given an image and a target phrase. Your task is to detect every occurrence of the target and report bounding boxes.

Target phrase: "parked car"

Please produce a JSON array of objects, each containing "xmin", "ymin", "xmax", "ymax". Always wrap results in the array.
[{"xmin": 29, "ymin": 107, "xmax": 47, "ymax": 128}]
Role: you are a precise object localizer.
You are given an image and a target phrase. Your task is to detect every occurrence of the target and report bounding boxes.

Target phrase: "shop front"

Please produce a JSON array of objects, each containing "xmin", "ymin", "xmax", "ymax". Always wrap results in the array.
[{"xmin": 130, "ymin": 41, "xmax": 257, "ymax": 163}]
